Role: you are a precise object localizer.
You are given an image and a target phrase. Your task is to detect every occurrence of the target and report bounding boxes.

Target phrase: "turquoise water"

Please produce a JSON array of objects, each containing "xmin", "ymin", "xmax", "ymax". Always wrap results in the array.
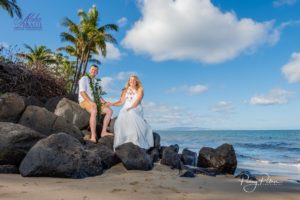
[{"xmin": 156, "ymin": 130, "xmax": 300, "ymax": 178}]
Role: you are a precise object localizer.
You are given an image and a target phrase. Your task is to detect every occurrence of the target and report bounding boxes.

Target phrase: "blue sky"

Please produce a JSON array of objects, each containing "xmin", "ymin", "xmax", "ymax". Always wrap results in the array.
[{"xmin": 1, "ymin": 0, "xmax": 300, "ymax": 130}]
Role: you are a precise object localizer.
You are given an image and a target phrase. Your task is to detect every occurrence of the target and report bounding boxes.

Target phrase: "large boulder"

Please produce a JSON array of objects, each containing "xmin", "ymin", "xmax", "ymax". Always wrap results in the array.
[
  {"xmin": 0, "ymin": 122, "xmax": 45, "ymax": 166},
  {"xmin": 0, "ymin": 93, "xmax": 25, "ymax": 122},
  {"xmin": 52, "ymin": 116, "xmax": 84, "ymax": 141},
  {"xmin": 197, "ymin": 143, "xmax": 237, "ymax": 174},
  {"xmin": 148, "ymin": 148, "xmax": 160, "ymax": 163},
  {"xmin": 107, "ymin": 117, "xmax": 117, "ymax": 133},
  {"xmin": 85, "ymin": 142, "xmax": 120, "ymax": 170},
  {"xmin": 146, "ymin": 132, "xmax": 161, "ymax": 163},
  {"xmin": 153, "ymin": 132, "xmax": 161, "ymax": 149},
  {"xmin": 161, "ymin": 146, "xmax": 182, "ymax": 169},
  {"xmin": 115, "ymin": 142, "xmax": 153, "ymax": 170},
  {"xmin": 54, "ymin": 98, "xmax": 89, "ymax": 130},
  {"xmin": 23, "ymin": 96, "xmax": 44, "ymax": 107},
  {"xmin": 180, "ymin": 148, "xmax": 197, "ymax": 166},
  {"xmin": 19, "ymin": 133, "xmax": 103, "ymax": 178},
  {"xmin": 0, "ymin": 165, "xmax": 19, "ymax": 174},
  {"xmin": 19, "ymin": 106, "xmax": 83, "ymax": 141},
  {"xmin": 97, "ymin": 136, "xmax": 114, "ymax": 150},
  {"xmin": 44, "ymin": 96, "xmax": 63, "ymax": 112}
]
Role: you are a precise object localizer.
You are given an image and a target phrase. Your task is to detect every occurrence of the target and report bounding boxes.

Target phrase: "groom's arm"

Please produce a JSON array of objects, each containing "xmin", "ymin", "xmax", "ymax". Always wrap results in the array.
[{"xmin": 80, "ymin": 91, "xmax": 93, "ymax": 103}]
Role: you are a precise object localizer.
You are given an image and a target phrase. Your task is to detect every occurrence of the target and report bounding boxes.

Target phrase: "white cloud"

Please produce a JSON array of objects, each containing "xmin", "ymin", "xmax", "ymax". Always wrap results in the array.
[
  {"xmin": 249, "ymin": 88, "xmax": 293, "ymax": 105},
  {"xmin": 166, "ymin": 84, "xmax": 208, "ymax": 95},
  {"xmin": 188, "ymin": 85, "xmax": 208, "ymax": 95},
  {"xmin": 100, "ymin": 71, "xmax": 139, "ymax": 94},
  {"xmin": 268, "ymin": 20, "xmax": 300, "ymax": 45},
  {"xmin": 97, "ymin": 43, "xmax": 121, "ymax": 61},
  {"xmin": 116, "ymin": 71, "xmax": 138, "ymax": 81},
  {"xmin": 117, "ymin": 17, "xmax": 128, "ymax": 27},
  {"xmin": 0, "ymin": 42, "xmax": 9, "ymax": 48},
  {"xmin": 211, "ymin": 101, "xmax": 234, "ymax": 113},
  {"xmin": 122, "ymin": 0, "xmax": 275, "ymax": 63},
  {"xmin": 273, "ymin": 0, "xmax": 297, "ymax": 7},
  {"xmin": 143, "ymin": 101, "xmax": 210, "ymax": 129},
  {"xmin": 101, "ymin": 76, "xmax": 114, "ymax": 93},
  {"xmin": 105, "ymin": 43, "xmax": 121, "ymax": 60},
  {"xmin": 282, "ymin": 52, "xmax": 300, "ymax": 83}
]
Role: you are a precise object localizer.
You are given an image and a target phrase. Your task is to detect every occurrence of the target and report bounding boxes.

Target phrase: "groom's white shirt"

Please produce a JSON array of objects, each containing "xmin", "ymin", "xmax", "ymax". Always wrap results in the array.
[{"xmin": 78, "ymin": 76, "xmax": 95, "ymax": 103}]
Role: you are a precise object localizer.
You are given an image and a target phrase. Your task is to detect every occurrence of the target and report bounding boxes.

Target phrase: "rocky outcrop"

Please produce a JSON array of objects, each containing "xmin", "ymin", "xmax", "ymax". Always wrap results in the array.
[
  {"xmin": 19, "ymin": 133, "xmax": 103, "ymax": 178},
  {"xmin": 19, "ymin": 106, "xmax": 83, "ymax": 141},
  {"xmin": 45, "ymin": 96, "xmax": 63, "ymax": 112},
  {"xmin": 179, "ymin": 169, "xmax": 195, "ymax": 178},
  {"xmin": 85, "ymin": 142, "xmax": 120, "ymax": 170},
  {"xmin": 153, "ymin": 132, "xmax": 161, "ymax": 149},
  {"xmin": 0, "ymin": 92, "xmax": 240, "ymax": 179},
  {"xmin": 23, "ymin": 96, "xmax": 44, "ymax": 107},
  {"xmin": 0, "ymin": 122, "xmax": 45, "ymax": 166},
  {"xmin": 97, "ymin": 136, "xmax": 114, "ymax": 150},
  {"xmin": 115, "ymin": 142, "xmax": 153, "ymax": 170},
  {"xmin": 148, "ymin": 148, "xmax": 160, "ymax": 163},
  {"xmin": 0, "ymin": 165, "xmax": 19, "ymax": 174},
  {"xmin": 197, "ymin": 143, "xmax": 237, "ymax": 174},
  {"xmin": 160, "ymin": 145, "xmax": 182, "ymax": 170},
  {"xmin": 107, "ymin": 117, "xmax": 117, "ymax": 133},
  {"xmin": 183, "ymin": 165, "xmax": 218, "ymax": 176},
  {"xmin": 54, "ymin": 98, "xmax": 89, "ymax": 130},
  {"xmin": 0, "ymin": 93, "xmax": 25, "ymax": 122},
  {"xmin": 180, "ymin": 148, "xmax": 197, "ymax": 166}
]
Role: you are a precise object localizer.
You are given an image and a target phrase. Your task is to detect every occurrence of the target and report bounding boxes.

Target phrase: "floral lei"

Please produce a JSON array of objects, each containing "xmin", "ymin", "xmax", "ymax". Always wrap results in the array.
[{"xmin": 86, "ymin": 73, "xmax": 106, "ymax": 120}]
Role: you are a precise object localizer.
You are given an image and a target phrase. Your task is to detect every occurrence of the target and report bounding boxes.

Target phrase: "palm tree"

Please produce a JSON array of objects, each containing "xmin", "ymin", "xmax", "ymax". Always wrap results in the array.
[
  {"xmin": 59, "ymin": 5, "xmax": 118, "ymax": 94},
  {"xmin": 17, "ymin": 44, "xmax": 56, "ymax": 69},
  {"xmin": 0, "ymin": 0, "xmax": 22, "ymax": 18},
  {"xmin": 77, "ymin": 5, "xmax": 118, "ymax": 75},
  {"xmin": 53, "ymin": 53, "xmax": 76, "ymax": 92}
]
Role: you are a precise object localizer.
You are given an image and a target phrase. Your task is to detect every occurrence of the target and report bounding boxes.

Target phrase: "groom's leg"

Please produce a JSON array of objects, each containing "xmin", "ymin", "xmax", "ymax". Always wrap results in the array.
[
  {"xmin": 101, "ymin": 106, "xmax": 113, "ymax": 137},
  {"xmin": 80, "ymin": 100, "xmax": 97, "ymax": 143}
]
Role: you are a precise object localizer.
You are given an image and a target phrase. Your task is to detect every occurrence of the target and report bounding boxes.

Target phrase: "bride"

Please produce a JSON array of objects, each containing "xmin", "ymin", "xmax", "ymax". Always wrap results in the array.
[{"xmin": 109, "ymin": 75, "xmax": 154, "ymax": 150}]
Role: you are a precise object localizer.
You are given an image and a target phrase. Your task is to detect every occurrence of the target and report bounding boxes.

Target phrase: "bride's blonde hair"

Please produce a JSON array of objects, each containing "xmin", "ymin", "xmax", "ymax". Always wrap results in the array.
[{"xmin": 124, "ymin": 75, "xmax": 143, "ymax": 92}]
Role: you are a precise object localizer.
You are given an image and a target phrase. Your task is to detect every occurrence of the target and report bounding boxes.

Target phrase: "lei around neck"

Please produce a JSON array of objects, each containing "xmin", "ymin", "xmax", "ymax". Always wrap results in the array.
[{"xmin": 86, "ymin": 73, "xmax": 105, "ymax": 120}]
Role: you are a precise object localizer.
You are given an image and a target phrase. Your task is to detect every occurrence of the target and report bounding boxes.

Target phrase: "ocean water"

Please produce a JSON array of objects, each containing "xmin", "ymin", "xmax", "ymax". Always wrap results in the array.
[{"xmin": 156, "ymin": 130, "xmax": 300, "ymax": 178}]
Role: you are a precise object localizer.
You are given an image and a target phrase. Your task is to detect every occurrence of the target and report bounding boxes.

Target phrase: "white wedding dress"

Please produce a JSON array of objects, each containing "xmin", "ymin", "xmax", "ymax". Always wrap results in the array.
[{"xmin": 113, "ymin": 88, "xmax": 154, "ymax": 150}]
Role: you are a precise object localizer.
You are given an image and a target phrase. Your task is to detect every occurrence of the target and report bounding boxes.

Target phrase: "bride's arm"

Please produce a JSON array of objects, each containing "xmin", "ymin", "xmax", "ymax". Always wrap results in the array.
[
  {"xmin": 127, "ymin": 88, "xmax": 144, "ymax": 111},
  {"xmin": 111, "ymin": 89, "xmax": 126, "ymax": 106}
]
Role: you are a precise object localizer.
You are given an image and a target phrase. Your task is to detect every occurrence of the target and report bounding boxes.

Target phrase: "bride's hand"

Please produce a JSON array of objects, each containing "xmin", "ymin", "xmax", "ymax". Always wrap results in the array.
[
  {"xmin": 106, "ymin": 102, "xmax": 112, "ymax": 107},
  {"xmin": 126, "ymin": 107, "xmax": 133, "ymax": 112}
]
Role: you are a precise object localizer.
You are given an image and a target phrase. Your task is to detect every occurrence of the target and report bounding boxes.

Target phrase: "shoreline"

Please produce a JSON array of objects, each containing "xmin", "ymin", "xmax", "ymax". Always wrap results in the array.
[{"xmin": 1, "ymin": 163, "xmax": 299, "ymax": 200}]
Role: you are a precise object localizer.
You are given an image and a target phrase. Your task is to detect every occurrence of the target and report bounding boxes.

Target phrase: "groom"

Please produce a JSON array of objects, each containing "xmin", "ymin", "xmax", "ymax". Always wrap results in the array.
[{"xmin": 78, "ymin": 64, "xmax": 113, "ymax": 143}]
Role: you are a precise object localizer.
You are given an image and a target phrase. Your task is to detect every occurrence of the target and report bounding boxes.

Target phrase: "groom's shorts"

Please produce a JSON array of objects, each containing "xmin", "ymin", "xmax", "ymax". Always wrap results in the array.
[{"xmin": 79, "ymin": 100, "xmax": 106, "ymax": 113}]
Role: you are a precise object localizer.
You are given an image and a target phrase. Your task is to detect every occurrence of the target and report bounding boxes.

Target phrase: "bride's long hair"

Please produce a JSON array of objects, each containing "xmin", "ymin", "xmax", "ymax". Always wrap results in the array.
[{"xmin": 124, "ymin": 75, "xmax": 144, "ymax": 92}]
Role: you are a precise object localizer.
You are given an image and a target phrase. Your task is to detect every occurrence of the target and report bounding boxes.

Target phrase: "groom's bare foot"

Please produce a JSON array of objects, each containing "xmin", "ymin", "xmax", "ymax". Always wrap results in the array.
[
  {"xmin": 101, "ymin": 132, "xmax": 113, "ymax": 137},
  {"xmin": 89, "ymin": 137, "xmax": 97, "ymax": 144}
]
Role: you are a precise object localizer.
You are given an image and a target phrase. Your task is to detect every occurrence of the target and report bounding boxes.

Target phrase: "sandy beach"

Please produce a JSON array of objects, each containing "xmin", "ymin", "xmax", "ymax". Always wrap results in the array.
[{"xmin": 0, "ymin": 163, "xmax": 299, "ymax": 200}]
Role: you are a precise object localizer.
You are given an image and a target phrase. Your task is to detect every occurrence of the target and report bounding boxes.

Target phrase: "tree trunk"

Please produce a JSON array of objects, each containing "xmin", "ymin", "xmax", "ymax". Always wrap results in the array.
[
  {"xmin": 82, "ymin": 49, "xmax": 91, "ymax": 76},
  {"xmin": 72, "ymin": 50, "xmax": 85, "ymax": 94},
  {"xmin": 70, "ymin": 57, "xmax": 79, "ymax": 94}
]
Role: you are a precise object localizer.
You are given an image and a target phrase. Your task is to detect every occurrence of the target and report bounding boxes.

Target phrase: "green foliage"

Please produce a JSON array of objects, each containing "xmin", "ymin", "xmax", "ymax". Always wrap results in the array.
[
  {"xmin": 17, "ymin": 44, "xmax": 56, "ymax": 68},
  {"xmin": 0, "ymin": 0, "xmax": 22, "ymax": 18},
  {"xmin": 53, "ymin": 53, "xmax": 76, "ymax": 93},
  {"xmin": 86, "ymin": 73, "xmax": 106, "ymax": 120},
  {"xmin": 14, "ymin": 44, "xmax": 76, "ymax": 93},
  {"xmin": 59, "ymin": 5, "xmax": 118, "ymax": 94}
]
